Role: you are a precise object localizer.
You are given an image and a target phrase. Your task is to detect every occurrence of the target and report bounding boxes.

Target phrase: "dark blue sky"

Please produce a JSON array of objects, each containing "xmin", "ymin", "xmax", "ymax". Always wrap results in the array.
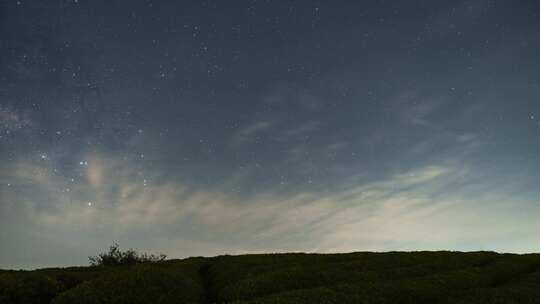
[{"xmin": 1, "ymin": 0, "xmax": 540, "ymax": 269}]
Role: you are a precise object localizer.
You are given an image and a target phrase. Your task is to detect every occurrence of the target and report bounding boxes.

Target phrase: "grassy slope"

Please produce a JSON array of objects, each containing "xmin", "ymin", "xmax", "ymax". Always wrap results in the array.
[{"xmin": 2, "ymin": 251, "xmax": 540, "ymax": 303}]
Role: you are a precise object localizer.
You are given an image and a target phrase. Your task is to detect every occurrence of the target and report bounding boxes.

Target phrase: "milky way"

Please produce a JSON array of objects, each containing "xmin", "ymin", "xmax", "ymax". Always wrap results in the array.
[{"xmin": 1, "ymin": 1, "xmax": 540, "ymax": 269}]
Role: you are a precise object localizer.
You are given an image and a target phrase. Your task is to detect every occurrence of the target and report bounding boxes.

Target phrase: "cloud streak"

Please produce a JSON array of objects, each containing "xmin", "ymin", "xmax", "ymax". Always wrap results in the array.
[
  {"xmin": 2, "ymin": 152, "xmax": 538, "ymax": 269},
  {"xmin": 230, "ymin": 120, "xmax": 275, "ymax": 146}
]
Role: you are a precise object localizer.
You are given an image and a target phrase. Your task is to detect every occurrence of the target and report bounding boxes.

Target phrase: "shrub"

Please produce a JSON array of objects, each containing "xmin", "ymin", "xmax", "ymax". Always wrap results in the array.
[
  {"xmin": 88, "ymin": 243, "xmax": 166, "ymax": 267},
  {"xmin": 0, "ymin": 272, "xmax": 62, "ymax": 304},
  {"xmin": 4, "ymin": 251, "xmax": 540, "ymax": 303},
  {"xmin": 51, "ymin": 263, "xmax": 204, "ymax": 304}
]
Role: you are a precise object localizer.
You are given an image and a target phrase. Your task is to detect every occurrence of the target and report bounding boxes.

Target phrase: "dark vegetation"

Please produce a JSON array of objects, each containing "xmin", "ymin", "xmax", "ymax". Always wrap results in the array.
[
  {"xmin": 88, "ymin": 243, "xmax": 167, "ymax": 267},
  {"xmin": 3, "ymin": 251, "xmax": 540, "ymax": 303}
]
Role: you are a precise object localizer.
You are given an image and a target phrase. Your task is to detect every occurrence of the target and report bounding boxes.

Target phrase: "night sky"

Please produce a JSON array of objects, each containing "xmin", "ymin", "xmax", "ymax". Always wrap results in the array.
[{"xmin": 1, "ymin": 1, "xmax": 540, "ymax": 269}]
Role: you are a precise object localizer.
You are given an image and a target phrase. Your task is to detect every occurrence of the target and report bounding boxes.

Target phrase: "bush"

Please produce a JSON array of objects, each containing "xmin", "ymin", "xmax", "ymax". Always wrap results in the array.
[
  {"xmin": 3, "ymin": 251, "xmax": 540, "ymax": 303},
  {"xmin": 51, "ymin": 262, "xmax": 204, "ymax": 304},
  {"xmin": 88, "ymin": 243, "xmax": 166, "ymax": 267},
  {"xmin": 0, "ymin": 272, "xmax": 62, "ymax": 304}
]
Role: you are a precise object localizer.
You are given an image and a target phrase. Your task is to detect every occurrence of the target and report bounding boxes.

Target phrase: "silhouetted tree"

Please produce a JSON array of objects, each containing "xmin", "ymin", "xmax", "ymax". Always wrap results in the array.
[{"xmin": 89, "ymin": 243, "xmax": 166, "ymax": 266}]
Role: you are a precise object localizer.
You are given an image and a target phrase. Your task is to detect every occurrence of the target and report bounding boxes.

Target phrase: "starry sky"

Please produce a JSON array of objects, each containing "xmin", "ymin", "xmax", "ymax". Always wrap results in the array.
[{"xmin": 1, "ymin": 0, "xmax": 540, "ymax": 269}]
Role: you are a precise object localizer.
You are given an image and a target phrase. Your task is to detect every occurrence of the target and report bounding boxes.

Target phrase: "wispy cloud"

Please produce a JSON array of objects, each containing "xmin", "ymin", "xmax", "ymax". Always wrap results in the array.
[
  {"xmin": 384, "ymin": 90, "xmax": 448, "ymax": 127},
  {"xmin": 230, "ymin": 120, "xmax": 275, "ymax": 146},
  {"xmin": 281, "ymin": 120, "xmax": 322, "ymax": 139},
  {"xmin": 2, "ymin": 152, "xmax": 538, "ymax": 268}
]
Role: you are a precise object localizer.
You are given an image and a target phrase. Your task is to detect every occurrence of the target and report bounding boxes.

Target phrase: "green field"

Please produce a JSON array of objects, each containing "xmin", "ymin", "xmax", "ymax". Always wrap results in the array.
[{"xmin": 2, "ymin": 251, "xmax": 540, "ymax": 303}]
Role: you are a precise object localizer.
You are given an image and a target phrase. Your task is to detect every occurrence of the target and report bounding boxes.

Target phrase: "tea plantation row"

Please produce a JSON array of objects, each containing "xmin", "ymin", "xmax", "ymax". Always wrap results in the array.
[{"xmin": 2, "ymin": 251, "xmax": 540, "ymax": 303}]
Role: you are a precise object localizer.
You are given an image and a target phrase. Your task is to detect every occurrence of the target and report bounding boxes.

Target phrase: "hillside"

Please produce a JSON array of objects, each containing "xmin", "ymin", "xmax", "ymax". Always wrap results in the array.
[{"xmin": 2, "ymin": 251, "xmax": 540, "ymax": 303}]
